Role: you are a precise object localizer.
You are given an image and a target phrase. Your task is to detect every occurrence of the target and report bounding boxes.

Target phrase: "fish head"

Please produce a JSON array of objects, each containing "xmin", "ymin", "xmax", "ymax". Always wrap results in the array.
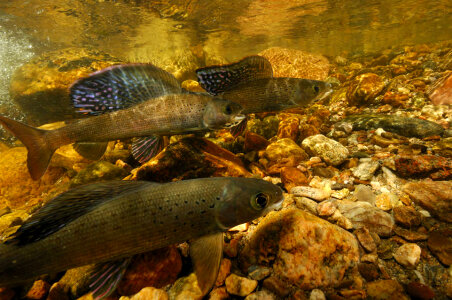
[
  {"xmin": 203, "ymin": 98, "xmax": 245, "ymax": 129},
  {"xmin": 214, "ymin": 178, "xmax": 284, "ymax": 230},
  {"xmin": 292, "ymin": 79, "xmax": 333, "ymax": 106}
]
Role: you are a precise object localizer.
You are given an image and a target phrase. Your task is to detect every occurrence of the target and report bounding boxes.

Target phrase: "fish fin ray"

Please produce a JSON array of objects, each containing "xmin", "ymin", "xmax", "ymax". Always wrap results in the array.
[
  {"xmin": 196, "ymin": 55, "xmax": 273, "ymax": 95},
  {"xmin": 190, "ymin": 232, "xmax": 223, "ymax": 296},
  {"xmin": 89, "ymin": 257, "xmax": 132, "ymax": 300},
  {"xmin": 6, "ymin": 181, "xmax": 156, "ymax": 246},
  {"xmin": 131, "ymin": 135, "xmax": 165, "ymax": 163},
  {"xmin": 230, "ymin": 118, "xmax": 248, "ymax": 137},
  {"xmin": 0, "ymin": 115, "xmax": 55, "ymax": 180},
  {"xmin": 70, "ymin": 64, "xmax": 182, "ymax": 115},
  {"xmin": 73, "ymin": 142, "xmax": 108, "ymax": 161}
]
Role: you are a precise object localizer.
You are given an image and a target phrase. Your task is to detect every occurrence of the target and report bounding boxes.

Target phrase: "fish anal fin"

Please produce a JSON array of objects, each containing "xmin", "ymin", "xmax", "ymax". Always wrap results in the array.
[
  {"xmin": 190, "ymin": 232, "xmax": 223, "ymax": 296},
  {"xmin": 73, "ymin": 142, "xmax": 108, "ymax": 161},
  {"xmin": 131, "ymin": 135, "xmax": 165, "ymax": 164},
  {"xmin": 196, "ymin": 55, "xmax": 273, "ymax": 95},
  {"xmin": 89, "ymin": 257, "xmax": 132, "ymax": 300}
]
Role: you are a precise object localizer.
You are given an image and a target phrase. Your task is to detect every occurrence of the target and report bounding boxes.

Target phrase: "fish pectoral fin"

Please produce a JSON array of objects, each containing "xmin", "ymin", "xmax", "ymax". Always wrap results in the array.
[
  {"xmin": 73, "ymin": 142, "xmax": 109, "ymax": 161},
  {"xmin": 70, "ymin": 64, "xmax": 183, "ymax": 115},
  {"xmin": 195, "ymin": 55, "xmax": 273, "ymax": 95},
  {"xmin": 190, "ymin": 232, "xmax": 223, "ymax": 296},
  {"xmin": 230, "ymin": 118, "xmax": 248, "ymax": 137},
  {"xmin": 132, "ymin": 135, "xmax": 166, "ymax": 164},
  {"xmin": 89, "ymin": 257, "xmax": 132, "ymax": 300}
]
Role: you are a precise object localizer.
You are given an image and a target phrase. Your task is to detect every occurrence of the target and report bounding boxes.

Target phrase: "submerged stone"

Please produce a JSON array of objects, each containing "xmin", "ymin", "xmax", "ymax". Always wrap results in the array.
[
  {"xmin": 259, "ymin": 138, "xmax": 309, "ymax": 175},
  {"xmin": 395, "ymin": 155, "xmax": 452, "ymax": 180},
  {"xmin": 427, "ymin": 229, "xmax": 452, "ymax": 266},
  {"xmin": 428, "ymin": 72, "xmax": 452, "ymax": 105},
  {"xmin": 247, "ymin": 116, "xmax": 280, "ymax": 140},
  {"xmin": 301, "ymin": 134, "xmax": 349, "ymax": 166},
  {"xmin": 70, "ymin": 160, "xmax": 129, "ymax": 187},
  {"xmin": 240, "ymin": 208, "xmax": 359, "ymax": 290},
  {"xmin": 337, "ymin": 114, "xmax": 444, "ymax": 138},
  {"xmin": 346, "ymin": 73, "xmax": 385, "ymax": 106},
  {"xmin": 119, "ymin": 287, "xmax": 168, "ymax": 300},
  {"xmin": 225, "ymin": 274, "xmax": 258, "ymax": 297}
]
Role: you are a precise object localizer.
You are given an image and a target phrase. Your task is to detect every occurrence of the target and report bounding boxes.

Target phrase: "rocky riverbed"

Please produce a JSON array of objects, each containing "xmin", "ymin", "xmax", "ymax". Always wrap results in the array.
[{"xmin": 0, "ymin": 41, "xmax": 451, "ymax": 299}]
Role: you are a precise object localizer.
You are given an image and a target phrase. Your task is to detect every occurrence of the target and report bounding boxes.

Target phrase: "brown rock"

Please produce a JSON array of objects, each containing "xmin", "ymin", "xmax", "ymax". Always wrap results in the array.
[
  {"xmin": 354, "ymin": 227, "xmax": 377, "ymax": 253},
  {"xmin": 393, "ymin": 226, "xmax": 428, "ymax": 242},
  {"xmin": 244, "ymin": 132, "xmax": 270, "ymax": 152},
  {"xmin": 225, "ymin": 274, "xmax": 258, "ymax": 297},
  {"xmin": 358, "ymin": 263, "xmax": 379, "ymax": 281},
  {"xmin": 395, "ymin": 155, "xmax": 452, "ymax": 180},
  {"xmin": 403, "ymin": 181, "xmax": 452, "ymax": 222},
  {"xmin": 427, "ymin": 228, "xmax": 452, "ymax": 265},
  {"xmin": 209, "ymin": 287, "xmax": 229, "ymax": 300},
  {"xmin": 259, "ymin": 47, "xmax": 330, "ymax": 80},
  {"xmin": 224, "ymin": 235, "xmax": 241, "ymax": 258},
  {"xmin": 131, "ymin": 137, "xmax": 251, "ymax": 181},
  {"xmin": 406, "ymin": 282, "xmax": 435, "ymax": 300},
  {"xmin": 366, "ymin": 280, "xmax": 409, "ymax": 300},
  {"xmin": 428, "ymin": 72, "xmax": 452, "ymax": 105},
  {"xmin": 241, "ymin": 209, "xmax": 359, "ymax": 290},
  {"xmin": 262, "ymin": 276, "xmax": 290, "ymax": 298},
  {"xmin": 24, "ymin": 280, "xmax": 50, "ymax": 300},
  {"xmin": 248, "ymin": 266, "xmax": 272, "ymax": 281},
  {"xmin": 281, "ymin": 167, "xmax": 309, "ymax": 191},
  {"xmin": 277, "ymin": 114, "xmax": 301, "ymax": 141},
  {"xmin": 393, "ymin": 206, "xmax": 421, "ymax": 228},
  {"xmin": 346, "ymin": 73, "xmax": 385, "ymax": 106},
  {"xmin": 120, "ymin": 287, "xmax": 168, "ymax": 300},
  {"xmin": 215, "ymin": 258, "xmax": 232, "ymax": 287},
  {"xmin": 117, "ymin": 246, "xmax": 182, "ymax": 295},
  {"xmin": 245, "ymin": 290, "xmax": 277, "ymax": 300},
  {"xmin": 260, "ymin": 138, "xmax": 309, "ymax": 175},
  {"xmin": 0, "ymin": 288, "xmax": 15, "ymax": 300}
]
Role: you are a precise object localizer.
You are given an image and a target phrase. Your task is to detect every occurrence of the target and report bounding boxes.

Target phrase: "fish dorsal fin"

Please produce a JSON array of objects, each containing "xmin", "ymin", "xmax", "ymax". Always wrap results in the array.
[
  {"xmin": 89, "ymin": 257, "xmax": 132, "ymax": 300},
  {"xmin": 70, "ymin": 64, "xmax": 183, "ymax": 115},
  {"xmin": 6, "ymin": 181, "xmax": 154, "ymax": 246},
  {"xmin": 196, "ymin": 55, "xmax": 273, "ymax": 95},
  {"xmin": 73, "ymin": 142, "xmax": 109, "ymax": 161},
  {"xmin": 190, "ymin": 232, "xmax": 223, "ymax": 296}
]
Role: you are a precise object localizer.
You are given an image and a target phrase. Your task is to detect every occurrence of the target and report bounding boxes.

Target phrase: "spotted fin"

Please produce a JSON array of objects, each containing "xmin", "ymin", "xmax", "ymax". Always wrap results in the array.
[
  {"xmin": 230, "ymin": 118, "xmax": 248, "ymax": 137},
  {"xmin": 196, "ymin": 55, "xmax": 273, "ymax": 95},
  {"xmin": 190, "ymin": 233, "xmax": 223, "ymax": 296},
  {"xmin": 6, "ymin": 181, "xmax": 155, "ymax": 246},
  {"xmin": 131, "ymin": 135, "xmax": 165, "ymax": 164},
  {"xmin": 70, "ymin": 64, "xmax": 183, "ymax": 115},
  {"xmin": 73, "ymin": 142, "xmax": 109, "ymax": 161},
  {"xmin": 89, "ymin": 258, "xmax": 132, "ymax": 300}
]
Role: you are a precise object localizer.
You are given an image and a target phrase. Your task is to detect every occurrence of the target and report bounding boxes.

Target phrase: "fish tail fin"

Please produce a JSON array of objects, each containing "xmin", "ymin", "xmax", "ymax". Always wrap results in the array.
[{"xmin": 0, "ymin": 115, "xmax": 56, "ymax": 180}]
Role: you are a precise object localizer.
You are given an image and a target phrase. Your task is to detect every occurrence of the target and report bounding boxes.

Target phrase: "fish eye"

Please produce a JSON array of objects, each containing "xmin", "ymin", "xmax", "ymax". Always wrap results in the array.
[
  {"xmin": 313, "ymin": 86, "xmax": 320, "ymax": 93},
  {"xmin": 250, "ymin": 192, "xmax": 269, "ymax": 210},
  {"xmin": 223, "ymin": 104, "xmax": 233, "ymax": 115}
]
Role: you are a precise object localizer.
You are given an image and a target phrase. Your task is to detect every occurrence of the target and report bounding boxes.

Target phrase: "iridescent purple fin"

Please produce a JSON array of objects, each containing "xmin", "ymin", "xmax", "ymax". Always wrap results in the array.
[
  {"xmin": 196, "ymin": 55, "xmax": 273, "ymax": 95},
  {"xmin": 230, "ymin": 118, "xmax": 248, "ymax": 137},
  {"xmin": 89, "ymin": 257, "xmax": 132, "ymax": 300},
  {"xmin": 70, "ymin": 64, "xmax": 182, "ymax": 115},
  {"xmin": 131, "ymin": 135, "xmax": 165, "ymax": 163}
]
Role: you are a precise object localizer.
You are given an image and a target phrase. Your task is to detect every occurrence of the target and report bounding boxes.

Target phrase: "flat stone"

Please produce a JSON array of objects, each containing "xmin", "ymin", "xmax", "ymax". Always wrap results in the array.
[
  {"xmin": 260, "ymin": 138, "xmax": 309, "ymax": 175},
  {"xmin": 295, "ymin": 197, "xmax": 318, "ymax": 215},
  {"xmin": 393, "ymin": 206, "xmax": 421, "ymax": 228},
  {"xmin": 353, "ymin": 185, "xmax": 376, "ymax": 205},
  {"xmin": 338, "ymin": 114, "xmax": 444, "ymax": 138},
  {"xmin": 240, "ymin": 209, "xmax": 359, "ymax": 290},
  {"xmin": 403, "ymin": 181, "xmax": 452, "ymax": 222},
  {"xmin": 248, "ymin": 266, "xmax": 272, "ymax": 281},
  {"xmin": 225, "ymin": 274, "xmax": 258, "ymax": 297},
  {"xmin": 119, "ymin": 287, "xmax": 168, "ymax": 300},
  {"xmin": 406, "ymin": 282, "xmax": 435, "ymax": 300},
  {"xmin": 395, "ymin": 155, "xmax": 451, "ymax": 180},
  {"xmin": 244, "ymin": 132, "xmax": 270, "ymax": 152},
  {"xmin": 290, "ymin": 186, "xmax": 331, "ymax": 201},
  {"xmin": 301, "ymin": 134, "xmax": 349, "ymax": 166},
  {"xmin": 337, "ymin": 201, "xmax": 394, "ymax": 237},
  {"xmin": 354, "ymin": 227, "xmax": 377, "ymax": 252},
  {"xmin": 262, "ymin": 276, "xmax": 290, "ymax": 298},
  {"xmin": 393, "ymin": 226, "xmax": 428, "ymax": 241},
  {"xmin": 393, "ymin": 243, "xmax": 421, "ymax": 268},
  {"xmin": 427, "ymin": 228, "xmax": 452, "ymax": 265},
  {"xmin": 353, "ymin": 159, "xmax": 380, "ymax": 181},
  {"xmin": 366, "ymin": 280, "xmax": 409, "ymax": 300}
]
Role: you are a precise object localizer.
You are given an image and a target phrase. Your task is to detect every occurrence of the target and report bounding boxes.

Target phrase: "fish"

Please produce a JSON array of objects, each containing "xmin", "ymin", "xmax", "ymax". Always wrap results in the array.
[
  {"xmin": 0, "ymin": 177, "xmax": 283, "ymax": 299},
  {"xmin": 0, "ymin": 64, "xmax": 245, "ymax": 180},
  {"xmin": 196, "ymin": 55, "xmax": 333, "ymax": 135}
]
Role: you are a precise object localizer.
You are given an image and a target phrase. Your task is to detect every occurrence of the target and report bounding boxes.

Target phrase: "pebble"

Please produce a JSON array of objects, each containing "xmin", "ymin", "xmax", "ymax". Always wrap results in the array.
[
  {"xmin": 290, "ymin": 186, "xmax": 331, "ymax": 201},
  {"xmin": 244, "ymin": 132, "xmax": 270, "ymax": 152},
  {"xmin": 353, "ymin": 185, "xmax": 376, "ymax": 205},
  {"xmin": 353, "ymin": 159, "xmax": 380, "ymax": 181},
  {"xmin": 337, "ymin": 201, "xmax": 394, "ymax": 237},
  {"xmin": 215, "ymin": 258, "xmax": 231, "ymax": 286},
  {"xmin": 395, "ymin": 155, "xmax": 451, "ymax": 180},
  {"xmin": 393, "ymin": 206, "xmax": 421, "ymax": 228},
  {"xmin": 295, "ymin": 197, "xmax": 318, "ymax": 215},
  {"xmin": 309, "ymin": 289, "xmax": 326, "ymax": 300},
  {"xmin": 209, "ymin": 287, "xmax": 229, "ymax": 300},
  {"xmin": 25, "ymin": 280, "xmax": 50, "ymax": 300},
  {"xmin": 167, "ymin": 273, "xmax": 202, "ymax": 300},
  {"xmin": 393, "ymin": 243, "xmax": 421, "ymax": 268},
  {"xmin": 375, "ymin": 193, "xmax": 393, "ymax": 211},
  {"xmin": 427, "ymin": 228, "xmax": 452, "ymax": 265},
  {"xmin": 358, "ymin": 262, "xmax": 380, "ymax": 281},
  {"xmin": 366, "ymin": 280, "xmax": 409, "ymax": 300},
  {"xmin": 119, "ymin": 287, "xmax": 168, "ymax": 300},
  {"xmin": 262, "ymin": 276, "xmax": 290, "ymax": 298},
  {"xmin": 428, "ymin": 72, "xmax": 452, "ymax": 105},
  {"xmin": 248, "ymin": 266, "xmax": 272, "ymax": 281},
  {"xmin": 281, "ymin": 167, "xmax": 309, "ymax": 191},
  {"xmin": 244, "ymin": 290, "xmax": 277, "ymax": 300},
  {"xmin": 355, "ymin": 227, "xmax": 377, "ymax": 252},
  {"xmin": 331, "ymin": 188, "xmax": 350, "ymax": 199},
  {"xmin": 393, "ymin": 226, "xmax": 428, "ymax": 241},
  {"xmin": 346, "ymin": 73, "xmax": 385, "ymax": 106},
  {"xmin": 260, "ymin": 138, "xmax": 309, "ymax": 175},
  {"xmin": 406, "ymin": 282, "xmax": 435, "ymax": 300},
  {"xmin": 317, "ymin": 200, "xmax": 337, "ymax": 217},
  {"xmin": 225, "ymin": 274, "xmax": 258, "ymax": 297},
  {"xmin": 301, "ymin": 134, "xmax": 349, "ymax": 166}
]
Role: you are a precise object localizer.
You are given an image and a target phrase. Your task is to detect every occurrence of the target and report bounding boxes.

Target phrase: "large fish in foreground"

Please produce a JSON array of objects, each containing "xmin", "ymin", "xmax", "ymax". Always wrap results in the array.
[
  {"xmin": 196, "ymin": 55, "xmax": 333, "ymax": 135},
  {"xmin": 0, "ymin": 177, "xmax": 283, "ymax": 298},
  {"xmin": 0, "ymin": 64, "xmax": 244, "ymax": 180}
]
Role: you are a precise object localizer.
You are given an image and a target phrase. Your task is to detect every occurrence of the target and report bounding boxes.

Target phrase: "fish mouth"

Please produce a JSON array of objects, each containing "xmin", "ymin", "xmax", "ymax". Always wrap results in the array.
[
  {"xmin": 225, "ymin": 114, "xmax": 246, "ymax": 128},
  {"xmin": 314, "ymin": 84, "xmax": 333, "ymax": 103}
]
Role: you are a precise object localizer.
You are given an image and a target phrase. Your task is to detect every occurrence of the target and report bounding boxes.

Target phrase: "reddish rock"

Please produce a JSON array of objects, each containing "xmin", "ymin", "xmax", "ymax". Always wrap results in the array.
[
  {"xmin": 393, "ymin": 206, "xmax": 421, "ymax": 228},
  {"xmin": 427, "ymin": 228, "xmax": 452, "ymax": 266},
  {"xmin": 358, "ymin": 263, "xmax": 379, "ymax": 281},
  {"xmin": 0, "ymin": 287, "xmax": 15, "ymax": 300},
  {"xmin": 277, "ymin": 114, "xmax": 301, "ymax": 141},
  {"xmin": 428, "ymin": 72, "xmax": 452, "ymax": 105},
  {"xmin": 395, "ymin": 155, "xmax": 452, "ymax": 180},
  {"xmin": 354, "ymin": 227, "xmax": 377, "ymax": 253},
  {"xmin": 259, "ymin": 138, "xmax": 309, "ymax": 175},
  {"xmin": 117, "ymin": 246, "xmax": 182, "ymax": 295},
  {"xmin": 346, "ymin": 73, "xmax": 385, "ymax": 106},
  {"xmin": 244, "ymin": 132, "xmax": 270, "ymax": 152},
  {"xmin": 403, "ymin": 181, "xmax": 452, "ymax": 222},
  {"xmin": 393, "ymin": 226, "xmax": 428, "ymax": 242},
  {"xmin": 406, "ymin": 282, "xmax": 435, "ymax": 300},
  {"xmin": 215, "ymin": 258, "xmax": 232, "ymax": 286},
  {"xmin": 382, "ymin": 91, "xmax": 409, "ymax": 107},
  {"xmin": 209, "ymin": 287, "xmax": 229, "ymax": 300},
  {"xmin": 224, "ymin": 235, "xmax": 241, "ymax": 258},
  {"xmin": 241, "ymin": 209, "xmax": 359, "ymax": 290},
  {"xmin": 24, "ymin": 280, "xmax": 50, "ymax": 300},
  {"xmin": 280, "ymin": 167, "xmax": 309, "ymax": 191}
]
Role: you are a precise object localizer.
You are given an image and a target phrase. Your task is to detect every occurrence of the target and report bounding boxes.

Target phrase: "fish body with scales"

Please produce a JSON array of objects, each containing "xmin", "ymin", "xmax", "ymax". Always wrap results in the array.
[{"xmin": 0, "ymin": 177, "xmax": 283, "ymax": 289}]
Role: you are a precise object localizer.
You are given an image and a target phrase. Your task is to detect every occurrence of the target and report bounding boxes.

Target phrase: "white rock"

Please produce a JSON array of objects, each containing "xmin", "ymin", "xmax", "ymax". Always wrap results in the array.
[
  {"xmin": 353, "ymin": 159, "xmax": 380, "ymax": 181},
  {"xmin": 301, "ymin": 134, "xmax": 349, "ymax": 166},
  {"xmin": 393, "ymin": 243, "xmax": 421, "ymax": 268},
  {"xmin": 291, "ymin": 186, "xmax": 331, "ymax": 201},
  {"xmin": 310, "ymin": 289, "xmax": 326, "ymax": 300}
]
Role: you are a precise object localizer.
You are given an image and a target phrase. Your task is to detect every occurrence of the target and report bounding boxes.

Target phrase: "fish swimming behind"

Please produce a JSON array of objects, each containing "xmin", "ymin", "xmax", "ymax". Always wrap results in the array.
[
  {"xmin": 0, "ymin": 177, "xmax": 283, "ymax": 298},
  {"xmin": 196, "ymin": 55, "xmax": 333, "ymax": 135},
  {"xmin": 0, "ymin": 64, "xmax": 245, "ymax": 180}
]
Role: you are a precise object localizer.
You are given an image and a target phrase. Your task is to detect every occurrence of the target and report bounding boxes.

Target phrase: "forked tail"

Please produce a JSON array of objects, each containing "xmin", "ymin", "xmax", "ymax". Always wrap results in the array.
[{"xmin": 0, "ymin": 115, "xmax": 56, "ymax": 180}]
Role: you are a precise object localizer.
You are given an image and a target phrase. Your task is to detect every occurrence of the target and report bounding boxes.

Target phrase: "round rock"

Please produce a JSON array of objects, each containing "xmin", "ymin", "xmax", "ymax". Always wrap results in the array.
[{"xmin": 301, "ymin": 134, "xmax": 349, "ymax": 166}]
